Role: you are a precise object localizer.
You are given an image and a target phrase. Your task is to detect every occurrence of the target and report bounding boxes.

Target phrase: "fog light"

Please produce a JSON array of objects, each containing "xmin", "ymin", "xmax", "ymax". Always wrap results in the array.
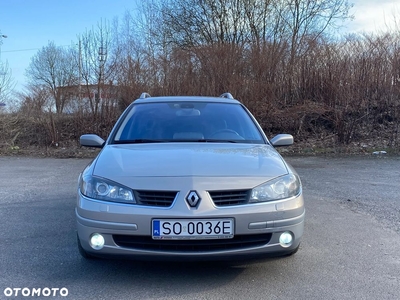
[
  {"xmin": 89, "ymin": 233, "xmax": 105, "ymax": 250},
  {"xmin": 279, "ymin": 231, "xmax": 293, "ymax": 248}
]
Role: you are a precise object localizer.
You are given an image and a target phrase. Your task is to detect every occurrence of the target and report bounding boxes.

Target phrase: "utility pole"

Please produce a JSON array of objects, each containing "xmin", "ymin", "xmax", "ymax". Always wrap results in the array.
[
  {"xmin": 0, "ymin": 32, "xmax": 8, "ymax": 104},
  {"xmin": 97, "ymin": 40, "xmax": 106, "ymax": 115},
  {"xmin": 78, "ymin": 37, "xmax": 82, "ymax": 103},
  {"xmin": 99, "ymin": 44, "xmax": 106, "ymax": 90}
]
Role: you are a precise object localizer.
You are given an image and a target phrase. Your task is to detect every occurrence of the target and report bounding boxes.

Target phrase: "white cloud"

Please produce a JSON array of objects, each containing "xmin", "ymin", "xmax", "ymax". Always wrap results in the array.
[{"xmin": 345, "ymin": 0, "xmax": 400, "ymax": 33}]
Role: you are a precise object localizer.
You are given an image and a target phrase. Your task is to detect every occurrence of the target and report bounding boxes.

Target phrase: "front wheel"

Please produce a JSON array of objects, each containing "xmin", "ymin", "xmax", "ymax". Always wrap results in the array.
[
  {"xmin": 77, "ymin": 234, "xmax": 95, "ymax": 259},
  {"xmin": 285, "ymin": 244, "xmax": 300, "ymax": 256}
]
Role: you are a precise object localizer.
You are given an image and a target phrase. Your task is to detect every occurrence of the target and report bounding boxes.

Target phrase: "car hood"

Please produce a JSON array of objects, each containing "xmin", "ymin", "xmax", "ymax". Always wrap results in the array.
[{"xmin": 92, "ymin": 143, "xmax": 288, "ymax": 179}]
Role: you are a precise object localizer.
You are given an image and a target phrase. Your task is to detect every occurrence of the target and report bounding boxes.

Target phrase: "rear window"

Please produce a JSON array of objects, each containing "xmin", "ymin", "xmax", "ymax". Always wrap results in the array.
[{"xmin": 113, "ymin": 102, "xmax": 264, "ymax": 143}]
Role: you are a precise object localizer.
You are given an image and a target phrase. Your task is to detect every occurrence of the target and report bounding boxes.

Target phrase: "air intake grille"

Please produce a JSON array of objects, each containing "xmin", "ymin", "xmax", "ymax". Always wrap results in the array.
[
  {"xmin": 113, "ymin": 233, "xmax": 272, "ymax": 252},
  {"xmin": 209, "ymin": 190, "xmax": 250, "ymax": 206},
  {"xmin": 134, "ymin": 190, "xmax": 177, "ymax": 207}
]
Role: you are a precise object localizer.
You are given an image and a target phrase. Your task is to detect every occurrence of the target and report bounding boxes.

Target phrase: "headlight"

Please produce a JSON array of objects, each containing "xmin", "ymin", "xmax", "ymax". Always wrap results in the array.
[
  {"xmin": 249, "ymin": 174, "xmax": 301, "ymax": 203},
  {"xmin": 80, "ymin": 175, "xmax": 135, "ymax": 203}
]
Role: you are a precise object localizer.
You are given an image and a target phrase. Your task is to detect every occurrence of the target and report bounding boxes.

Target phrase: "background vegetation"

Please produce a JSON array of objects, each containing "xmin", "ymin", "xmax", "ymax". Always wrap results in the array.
[{"xmin": 1, "ymin": 0, "xmax": 399, "ymax": 156}]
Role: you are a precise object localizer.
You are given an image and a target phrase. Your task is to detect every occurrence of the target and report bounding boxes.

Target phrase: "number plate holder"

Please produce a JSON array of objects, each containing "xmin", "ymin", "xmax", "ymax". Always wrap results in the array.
[{"xmin": 152, "ymin": 219, "xmax": 234, "ymax": 240}]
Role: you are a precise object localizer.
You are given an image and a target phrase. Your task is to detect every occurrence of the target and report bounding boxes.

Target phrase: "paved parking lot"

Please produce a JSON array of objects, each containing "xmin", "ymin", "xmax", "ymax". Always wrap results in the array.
[{"xmin": 0, "ymin": 155, "xmax": 399, "ymax": 299}]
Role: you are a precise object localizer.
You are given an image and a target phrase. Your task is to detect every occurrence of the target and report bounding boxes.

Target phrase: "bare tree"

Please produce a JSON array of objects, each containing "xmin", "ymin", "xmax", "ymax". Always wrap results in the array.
[
  {"xmin": 26, "ymin": 42, "xmax": 78, "ymax": 113},
  {"xmin": 79, "ymin": 19, "xmax": 119, "ymax": 116},
  {"xmin": 0, "ymin": 60, "xmax": 15, "ymax": 108},
  {"xmin": 161, "ymin": 0, "xmax": 250, "ymax": 47},
  {"xmin": 16, "ymin": 84, "xmax": 52, "ymax": 116},
  {"xmin": 272, "ymin": 0, "xmax": 353, "ymax": 105},
  {"xmin": 275, "ymin": 0, "xmax": 352, "ymax": 56}
]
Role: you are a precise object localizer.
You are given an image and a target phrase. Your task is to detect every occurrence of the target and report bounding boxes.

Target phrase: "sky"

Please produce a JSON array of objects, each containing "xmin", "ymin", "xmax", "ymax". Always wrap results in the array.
[
  {"xmin": 348, "ymin": 0, "xmax": 400, "ymax": 33},
  {"xmin": 0, "ymin": 0, "xmax": 137, "ymax": 92},
  {"xmin": 1, "ymin": 0, "xmax": 400, "ymax": 93}
]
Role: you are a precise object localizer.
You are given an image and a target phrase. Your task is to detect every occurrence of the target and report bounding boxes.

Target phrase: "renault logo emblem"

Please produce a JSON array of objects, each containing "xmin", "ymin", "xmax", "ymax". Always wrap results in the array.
[{"xmin": 186, "ymin": 191, "xmax": 201, "ymax": 207}]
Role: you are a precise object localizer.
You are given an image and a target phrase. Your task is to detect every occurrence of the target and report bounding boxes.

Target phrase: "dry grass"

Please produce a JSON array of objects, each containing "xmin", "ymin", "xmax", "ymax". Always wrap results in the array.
[{"xmin": 0, "ymin": 109, "xmax": 396, "ymax": 159}]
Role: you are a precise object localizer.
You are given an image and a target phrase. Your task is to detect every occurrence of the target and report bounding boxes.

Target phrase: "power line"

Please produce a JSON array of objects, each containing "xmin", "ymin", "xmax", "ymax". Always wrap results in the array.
[
  {"xmin": 2, "ymin": 48, "xmax": 40, "ymax": 53},
  {"xmin": 2, "ymin": 45, "xmax": 72, "ymax": 53}
]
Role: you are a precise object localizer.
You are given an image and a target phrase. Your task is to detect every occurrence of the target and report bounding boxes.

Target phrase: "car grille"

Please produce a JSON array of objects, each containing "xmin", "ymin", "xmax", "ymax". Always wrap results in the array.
[
  {"xmin": 134, "ymin": 190, "xmax": 178, "ymax": 207},
  {"xmin": 208, "ymin": 190, "xmax": 250, "ymax": 206},
  {"xmin": 113, "ymin": 233, "xmax": 272, "ymax": 252}
]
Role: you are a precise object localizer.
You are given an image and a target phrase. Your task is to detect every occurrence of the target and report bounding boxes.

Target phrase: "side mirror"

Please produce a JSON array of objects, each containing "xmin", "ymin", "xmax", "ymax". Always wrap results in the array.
[
  {"xmin": 270, "ymin": 134, "xmax": 293, "ymax": 147},
  {"xmin": 80, "ymin": 134, "xmax": 105, "ymax": 148}
]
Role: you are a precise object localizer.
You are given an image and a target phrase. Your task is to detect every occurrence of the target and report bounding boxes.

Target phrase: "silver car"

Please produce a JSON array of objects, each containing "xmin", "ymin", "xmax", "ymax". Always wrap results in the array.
[{"xmin": 76, "ymin": 93, "xmax": 305, "ymax": 260}]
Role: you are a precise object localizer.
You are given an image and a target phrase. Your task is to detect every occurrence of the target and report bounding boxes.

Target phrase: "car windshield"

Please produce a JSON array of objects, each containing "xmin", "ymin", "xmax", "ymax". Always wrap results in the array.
[{"xmin": 113, "ymin": 101, "xmax": 264, "ymax": 144}]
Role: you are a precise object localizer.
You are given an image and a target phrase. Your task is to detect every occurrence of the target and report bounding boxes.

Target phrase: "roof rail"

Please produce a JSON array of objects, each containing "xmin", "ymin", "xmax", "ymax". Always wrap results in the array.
[
  {"xmin": 139, "ymin": 92, "xmax": 151, "ymax": 99},
  {"xmin": 219, "ymin": 92, "xmax": 234, "ymax": 99}
]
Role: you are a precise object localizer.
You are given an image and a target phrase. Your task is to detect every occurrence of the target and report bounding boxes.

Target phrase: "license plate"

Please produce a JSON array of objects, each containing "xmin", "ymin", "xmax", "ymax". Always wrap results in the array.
[{"xmin": 152, "ymin": 219, "xmax": 234, "ymax": 240}]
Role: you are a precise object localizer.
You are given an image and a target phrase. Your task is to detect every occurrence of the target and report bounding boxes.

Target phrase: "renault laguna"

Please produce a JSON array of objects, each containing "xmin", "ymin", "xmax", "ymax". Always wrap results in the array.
[{"xmin": 76, "ymin": 93, "xmax": 305, "ymax": 260}]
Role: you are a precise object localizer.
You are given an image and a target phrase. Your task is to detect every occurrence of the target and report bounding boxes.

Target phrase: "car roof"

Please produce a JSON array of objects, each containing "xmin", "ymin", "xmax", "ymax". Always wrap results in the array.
[{"xmin": 133, "ymin": 95, "xmax": 241, "ymax": 105}]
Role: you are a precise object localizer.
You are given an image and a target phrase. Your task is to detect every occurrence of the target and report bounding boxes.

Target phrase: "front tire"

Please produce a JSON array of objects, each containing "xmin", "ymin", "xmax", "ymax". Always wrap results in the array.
[
  {"xmin": 286, "ymin": 243, "xmax": 300, "ymax": 256},
  {"xmin": 77, "ymin": 234, "xmax": 95, "ymax": 259}
]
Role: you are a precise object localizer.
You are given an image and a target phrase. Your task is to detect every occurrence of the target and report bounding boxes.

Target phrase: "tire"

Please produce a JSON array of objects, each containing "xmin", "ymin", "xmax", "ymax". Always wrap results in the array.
[
  {"xmin": 77, "ymin": 234, "xmax": 95, "ymax": 259},
  {"xmin": 286, "ymin": 243, "xmax": 300, "ymax": 256}
]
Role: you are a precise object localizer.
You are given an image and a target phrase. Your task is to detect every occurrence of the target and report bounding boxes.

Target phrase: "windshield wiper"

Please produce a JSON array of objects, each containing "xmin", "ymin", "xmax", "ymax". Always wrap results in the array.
[
  {"xmin": 168, "ymin": 139, "xmax": 239, "ymax": 143},
  {"xmin": 114, "ymin": 139, "xmax": 240, "ymax": 144},
  {"xmin": 113, "ymin": 139, "xmax": 165, "ymax": 144},
  {"xmin": 198, "ymin": 139, "xmax": 238, "ymax": 143}
]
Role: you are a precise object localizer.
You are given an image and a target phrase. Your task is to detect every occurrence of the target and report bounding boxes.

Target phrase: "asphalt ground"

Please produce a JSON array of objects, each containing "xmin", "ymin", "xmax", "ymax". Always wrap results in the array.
[{"xmin": 0, "ymin": 155, "xmax": 399, "ymax": 300}]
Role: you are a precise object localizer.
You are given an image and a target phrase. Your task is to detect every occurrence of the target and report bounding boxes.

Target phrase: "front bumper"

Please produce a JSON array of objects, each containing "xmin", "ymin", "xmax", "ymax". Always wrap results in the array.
[{"xmin": 76, "ymin": 193, "xmax": 305, "ymax": 260}]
